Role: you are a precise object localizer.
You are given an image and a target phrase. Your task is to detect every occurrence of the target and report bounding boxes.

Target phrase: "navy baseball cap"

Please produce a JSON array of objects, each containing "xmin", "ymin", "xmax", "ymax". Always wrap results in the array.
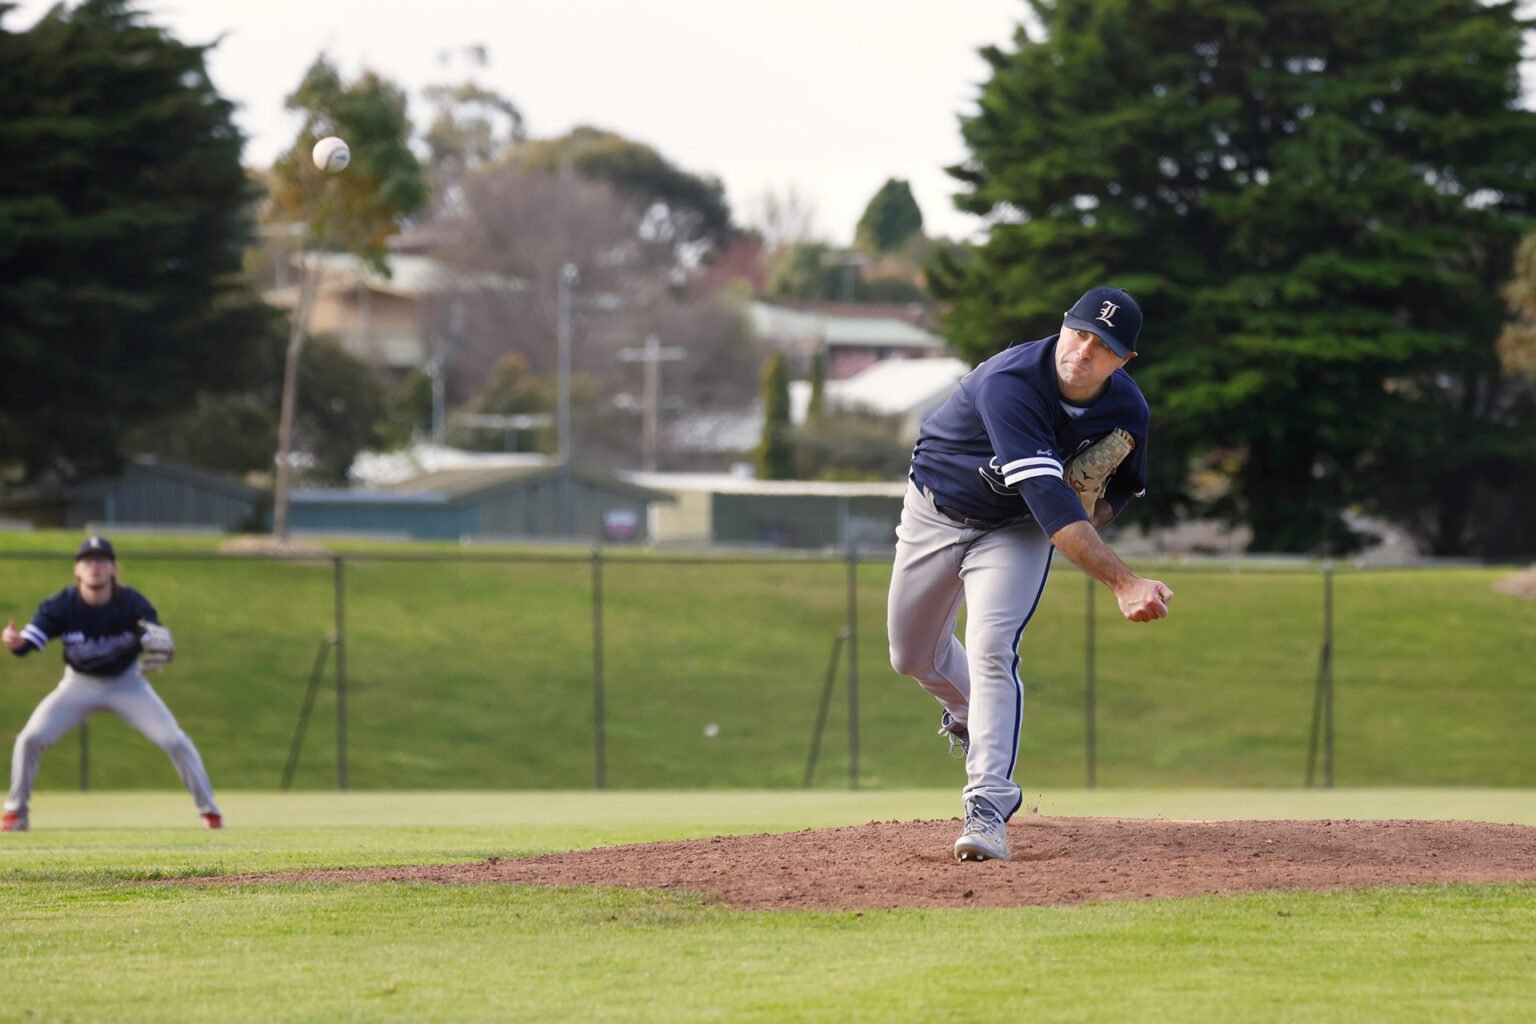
[
  {"xmin": 1062, "ymin": 286, "xmax": 1142, "ymax": 358},
  {"xmin": 75, "ymin": 536, "xmax": 116, "ymax": 561}
]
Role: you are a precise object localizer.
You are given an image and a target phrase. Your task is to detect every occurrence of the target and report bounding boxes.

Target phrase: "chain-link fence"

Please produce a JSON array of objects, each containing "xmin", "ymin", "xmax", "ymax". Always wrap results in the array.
[{"xmin": 1, "ymin": 549, "xmax": 1530, "ymax": 792}]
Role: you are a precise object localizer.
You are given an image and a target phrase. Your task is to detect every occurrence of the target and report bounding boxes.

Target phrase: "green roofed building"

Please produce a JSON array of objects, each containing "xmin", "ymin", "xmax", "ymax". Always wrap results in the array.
[{"xmin": 288, "ymin": 464, "xmax": 671, "ymax": 542}]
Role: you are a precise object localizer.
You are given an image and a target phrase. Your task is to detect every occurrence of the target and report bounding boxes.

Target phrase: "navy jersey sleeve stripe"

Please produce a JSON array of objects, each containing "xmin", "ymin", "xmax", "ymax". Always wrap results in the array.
[
  {"xmin": 1000, "ymin": 455, "xmax": 1062, "ymax": 476},
  {"xmin": 1006, "ymin": 464, "xmax": 1065, "ymax": 486}
]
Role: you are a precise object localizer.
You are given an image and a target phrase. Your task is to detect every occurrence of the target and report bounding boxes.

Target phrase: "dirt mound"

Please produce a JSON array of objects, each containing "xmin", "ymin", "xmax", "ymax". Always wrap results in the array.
[
  {"xmin": 1493, "ymin": 567, "xmax": 1536, "ymax": 601},
  {"xmin": 207, "ymin": 816, "xmax": 1536, "ymax": 909}
]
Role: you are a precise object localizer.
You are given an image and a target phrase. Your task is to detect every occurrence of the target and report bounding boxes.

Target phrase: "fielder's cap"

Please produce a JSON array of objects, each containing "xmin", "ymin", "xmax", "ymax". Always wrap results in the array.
[
  {"xmin": 76, "ymin": 536, "xmax": 116, "ymax": 561},
  {"xmin": 1063, "ymin": 286, "xmax": 1142, "ymax": 358}
]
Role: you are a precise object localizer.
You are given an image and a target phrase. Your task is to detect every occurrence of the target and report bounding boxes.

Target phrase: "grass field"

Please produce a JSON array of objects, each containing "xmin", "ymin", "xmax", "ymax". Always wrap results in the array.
[
  {"xmin": 1, "ymin": 530, "xmax": 1533, "ymax": 795},
  {"xmin": 3, "ymin": 789, "xmax": 1535, "ymax": 1022}
]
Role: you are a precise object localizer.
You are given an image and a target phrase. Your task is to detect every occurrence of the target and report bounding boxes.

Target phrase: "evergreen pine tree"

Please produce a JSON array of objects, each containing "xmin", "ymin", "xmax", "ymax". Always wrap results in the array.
[
  {"xmin": 0, "ymin": 0, "xmax": 275, "ymax": 477},
  {"xmin": 933, "ymin": 0, "xmax": 1536, "ymax": 554},
  {"xmin": 755, "ymin": 354, "xmax": 795, "ymax": 480}
]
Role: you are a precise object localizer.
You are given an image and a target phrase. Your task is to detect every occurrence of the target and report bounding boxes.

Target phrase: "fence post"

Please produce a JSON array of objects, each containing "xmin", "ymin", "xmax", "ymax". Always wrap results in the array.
[
  {"xmin": 1306, "ymin": 558, "xmax": 1336, "ymax": 788},
  {"xmin": 1323, "ymin": 559, "xmax": 1334, "ymax": 788},
  {"xmin": 334, "ymin": 556, "xmax": 348, "ymax": 791},
  {"xmin": 1086, "ymin": 573, "xmax": 1097, "ymax": 789},
  {"xmin": 592, "ymin": 546, "xmax": 606, "ymax": 790},
  {"xmin": 846, "ymin": 542, "xmax": 859, "ymax": 791},
  {"xmin": 803, "ymin": 629, "xmax": 851, "ymax": 788}
]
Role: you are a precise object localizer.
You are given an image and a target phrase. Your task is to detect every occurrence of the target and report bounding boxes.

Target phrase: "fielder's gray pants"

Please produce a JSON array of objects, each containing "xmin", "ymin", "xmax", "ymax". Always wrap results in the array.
[
  {"xmin": 887, "ymin": 482, "xmax": 1053, "ymax": 820},
  {"xmin": 5, "ymin": 665, "xmax": 220, "ymax": 818}
]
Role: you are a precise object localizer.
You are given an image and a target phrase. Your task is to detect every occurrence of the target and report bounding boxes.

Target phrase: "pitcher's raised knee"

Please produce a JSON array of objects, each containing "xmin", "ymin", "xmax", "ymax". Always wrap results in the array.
[{"xmin": 888, "ymin": 641, "xmax": 934, "ymax": 679}]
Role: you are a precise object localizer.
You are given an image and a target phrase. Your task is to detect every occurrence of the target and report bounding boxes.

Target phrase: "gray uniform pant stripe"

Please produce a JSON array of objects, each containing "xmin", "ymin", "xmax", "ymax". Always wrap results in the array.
[
  {"xmin": 887, "ymin": 482, "xmax": 1053, "ymax": 819},
  {"xmin": 5, "ymin": 666, "xmax": 219, "ymax": 817}
]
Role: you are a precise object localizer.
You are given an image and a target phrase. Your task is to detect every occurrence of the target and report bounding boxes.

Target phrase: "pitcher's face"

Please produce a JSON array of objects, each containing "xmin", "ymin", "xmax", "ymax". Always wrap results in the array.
[{"xmin": 1055, "ymin": 327, "xmax": 1131, "ymax": 400}]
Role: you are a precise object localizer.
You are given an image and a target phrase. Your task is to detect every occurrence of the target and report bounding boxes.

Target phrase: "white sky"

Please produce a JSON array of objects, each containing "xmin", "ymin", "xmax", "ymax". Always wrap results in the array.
[{"xmin": 9, "ymin": 0, "xmax": 1025, "ymax": 243}]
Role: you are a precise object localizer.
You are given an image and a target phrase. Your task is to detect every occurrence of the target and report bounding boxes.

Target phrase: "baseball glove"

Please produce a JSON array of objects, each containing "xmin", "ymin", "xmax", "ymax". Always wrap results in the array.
[
  {"xmin": 1064, "ymin": 428, "xmax": 1135, "ymax": 515},
  {"xmin": 138, "ymin": 620, "xmax": 175, "ymax": 672}
]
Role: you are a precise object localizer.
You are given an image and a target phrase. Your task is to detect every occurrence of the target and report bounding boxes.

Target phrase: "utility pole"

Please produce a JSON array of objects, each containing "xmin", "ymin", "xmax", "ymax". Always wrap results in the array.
[
  {"xmin": 617, "ymin": 333, "xmax": 686, "ymax": 472},
  {"xmin": 557, "ymin": 263, "xmax": 578, "ymax": 534},
  {"xmin": 428, "ymin": 299, "xmax": 464, "ymax": 445}
]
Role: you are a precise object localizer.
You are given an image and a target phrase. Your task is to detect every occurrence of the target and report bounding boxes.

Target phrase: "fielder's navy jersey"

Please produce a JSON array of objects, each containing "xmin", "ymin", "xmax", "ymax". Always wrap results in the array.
[
  {"xmin": 910, "ymin": 335, "xmax": 1150, "ymax": 536},
  {"xmin": 10, "ymin": 585, "xmax": 159, "ymax": 677}
]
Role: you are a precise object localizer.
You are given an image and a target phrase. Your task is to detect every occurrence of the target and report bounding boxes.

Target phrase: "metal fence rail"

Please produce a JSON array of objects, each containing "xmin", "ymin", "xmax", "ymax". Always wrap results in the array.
[{"xmin": 0, "ymin": 548, "xmax": 1526, "ymax": 791}]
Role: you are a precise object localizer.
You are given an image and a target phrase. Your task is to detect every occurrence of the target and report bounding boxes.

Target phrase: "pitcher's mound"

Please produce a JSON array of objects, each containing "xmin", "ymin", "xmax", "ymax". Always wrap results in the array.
[{"xmin": 219, "ymin": 816, "xmax": 1536, "ymax": 909}]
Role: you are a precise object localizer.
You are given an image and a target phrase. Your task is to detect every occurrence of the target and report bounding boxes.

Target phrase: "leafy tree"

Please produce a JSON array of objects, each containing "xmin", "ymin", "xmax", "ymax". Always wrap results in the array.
[
  {"xmin": 421, "ymin": 46, "xmax": 525, "ymax": 193},
  {"xmin": 265, "ymin": 55, "xmax": 427, "ymax": 535},
  {"xmin": 517, "ymin": 126, "xmax": 732, "ymax": 252},
  {"xmin": 855, "ymin": 178, "xmax": 924, "ymax": 255},
  {"xmin": 268, "ymin": 56, "xmax": 429, "ymax": 266},
  {"xmin": 389, "ymin": 368, "xmax": 435, "ymax": 441},
  {"xmin": 449, "ymin": 353, "xmax": 556, "ymax": 452},
  {"xmin": 792, "ymin": 412, "xmax": 911, "ymax": 482},
  {"xmin": 808, "ymin": 346, "xmax": 828, "ymax": 421},
  {"xmin": 435, "ymin": 162, "xmax": 757, "ymax": 471},
  {"xmin": 0, "ymin": 0, "xmax": 274, "ymax": 478},
  {"xmin": 129, "ymin": 331, "xmax": 397, "ymax": 486},
  {"xmin": 754, "ymin": 354, "xmax": 795, "ymax": 479},
  {"xmin": 934, "ymin": 0, "xmax": 1536, "ymax": 555},
  {"xmin": 765, "ymin": 242, "xmax": 837, "ymax": 301}
]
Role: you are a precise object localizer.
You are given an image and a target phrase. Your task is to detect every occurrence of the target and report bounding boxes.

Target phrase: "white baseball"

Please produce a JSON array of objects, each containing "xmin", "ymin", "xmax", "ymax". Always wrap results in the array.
[{"xmin": 312, "ymin": 136, "xmax": 351, "ymax": 174}]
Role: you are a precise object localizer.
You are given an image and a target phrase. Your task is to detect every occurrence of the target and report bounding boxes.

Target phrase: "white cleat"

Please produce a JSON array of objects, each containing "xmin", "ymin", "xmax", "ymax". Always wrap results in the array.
[{"xmin": 953, "ymin": 799, "xmax": 1010, "ymax": 862}]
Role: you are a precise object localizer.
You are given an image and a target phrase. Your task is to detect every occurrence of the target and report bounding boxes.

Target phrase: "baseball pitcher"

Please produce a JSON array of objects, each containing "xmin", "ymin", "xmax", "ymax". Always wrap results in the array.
[
  {"xmin": 1, "ymin": 536, "xmax": 222, "ymax": 831},
  {"xmin": 887, "ymin": 286, "xmax": 1172, "ymax": 863}
]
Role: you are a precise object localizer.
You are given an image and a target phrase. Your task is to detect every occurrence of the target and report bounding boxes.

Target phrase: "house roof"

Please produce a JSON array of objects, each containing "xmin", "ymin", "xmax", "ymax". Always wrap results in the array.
[
  {"xmin": 748, "ymin": 301, "xmax": 947, "ymax": 351},
  {"xmin": 826, "ymin": 357, "xmax": 970, "ymax": 417},
  {"xmin": 350, "ymin": 445, "xmax": 553, "ymax": 487},
  {"xmin": 297, "ymin": 463, "xmax": 673, "ymax": 506},
  {"xmin": 266, "ymin": 254, "xmax": 524, "ymax": 305},
  {"xmin": 620, "ymin": 471, "xmax": 905, "ymax": 498},
  {"xmin": 64, "ymin": 455, "xmax": 264, "ymax": 502}
]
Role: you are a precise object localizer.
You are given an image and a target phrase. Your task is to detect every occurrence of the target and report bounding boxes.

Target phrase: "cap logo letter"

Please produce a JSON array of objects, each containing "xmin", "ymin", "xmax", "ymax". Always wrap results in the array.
[{"xmin": 1096, "ymin": 301, "xmax": 1119, "ymax": 327}]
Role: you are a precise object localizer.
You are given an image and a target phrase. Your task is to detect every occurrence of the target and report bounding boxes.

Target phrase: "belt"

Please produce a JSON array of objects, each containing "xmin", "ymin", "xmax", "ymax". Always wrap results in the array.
[
  {"xmin": 909, "ymin": 478, "xmax": 1032, "ymax": 528},
  {"xmin": 916, "ymin": 481, "xmax": 1027, "ymax": 530},
  {"xmin": 935, "ymin": 505, "xmax": 1001, "ymax": 528}
]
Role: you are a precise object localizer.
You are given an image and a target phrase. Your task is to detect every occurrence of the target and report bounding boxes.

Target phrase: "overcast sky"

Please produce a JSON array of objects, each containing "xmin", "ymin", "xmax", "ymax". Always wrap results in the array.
[{"xmin": 10, "ymin": 0, "xmax": 1026, "ymax": 242}]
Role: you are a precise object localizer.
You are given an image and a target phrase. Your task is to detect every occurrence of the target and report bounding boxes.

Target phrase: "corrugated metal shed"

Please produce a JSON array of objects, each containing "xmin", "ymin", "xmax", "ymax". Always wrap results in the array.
[
  {"xmin": 621, "ymin": 472, "xmax": 905, "ymax": 549},
  {"xmin": 289, "ymin": 465, "xmax": 671, "ymax": 542},
  {"xmin": 63, "ymin": 456, "xmax": 266, "ymax": 531}
]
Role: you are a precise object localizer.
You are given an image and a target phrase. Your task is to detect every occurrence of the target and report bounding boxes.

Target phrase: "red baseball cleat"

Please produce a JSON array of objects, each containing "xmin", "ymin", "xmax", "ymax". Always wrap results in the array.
[
  {"xmin": 1, "ymin": 811, "xmax": 28, "ymax": 832},
  {"xmin": 201, "ymin": 813, "xmax": 223, "ymax": 830}
]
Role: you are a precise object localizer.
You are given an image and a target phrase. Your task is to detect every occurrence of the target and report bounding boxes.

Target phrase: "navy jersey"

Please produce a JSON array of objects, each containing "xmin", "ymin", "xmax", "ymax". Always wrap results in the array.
[
  {"xmin": 910, "ymin": 335, "xmax": 1150, "ymax": 535},
  {"xmin": 11, "ymin": 585, "xmax": 159, "ymax": 676}
]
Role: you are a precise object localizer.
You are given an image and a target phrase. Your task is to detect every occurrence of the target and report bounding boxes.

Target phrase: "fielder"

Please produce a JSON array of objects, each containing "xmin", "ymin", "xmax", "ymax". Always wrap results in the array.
[
  {"xmin": 1, "ymin": 536, "xmax": 222, "ymax": 831},
  {"xmin": 887, "ymin": 286, "xmax": 1173, "ymax": 863}
]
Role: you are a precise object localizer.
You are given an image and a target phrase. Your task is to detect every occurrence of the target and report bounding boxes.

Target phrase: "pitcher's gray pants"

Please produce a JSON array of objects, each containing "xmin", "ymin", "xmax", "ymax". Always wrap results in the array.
[
  {"xmin": 5, "ymin": 665, "xmax": 220, "ymax": 818},
  {"xmin": 887, "ymin": 482, "xmax": 1053, "ymax": 820}
]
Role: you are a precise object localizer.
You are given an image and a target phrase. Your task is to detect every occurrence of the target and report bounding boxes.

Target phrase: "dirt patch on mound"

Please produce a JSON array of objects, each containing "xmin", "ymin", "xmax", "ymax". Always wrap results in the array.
[{"xmin": 205, "ymin": 816, "xmax": 1536, "ymax": 909}]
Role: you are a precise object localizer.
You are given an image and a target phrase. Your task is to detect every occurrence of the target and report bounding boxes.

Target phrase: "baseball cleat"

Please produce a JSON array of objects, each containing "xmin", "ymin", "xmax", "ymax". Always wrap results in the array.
[
  {"xmin": 1, "ymin": 811, "xmax": 28, "ymax": 832},
  {"xmin": 953, "ymin": 798, "xmax": 1009, "ymax": 862},
  {"xmin": 201, "ymin": 813, "xmax": 223, "ymax": 830},
  {"xmin": 937, "ymin": 711, "xmax": 970, "ymax": 760}
]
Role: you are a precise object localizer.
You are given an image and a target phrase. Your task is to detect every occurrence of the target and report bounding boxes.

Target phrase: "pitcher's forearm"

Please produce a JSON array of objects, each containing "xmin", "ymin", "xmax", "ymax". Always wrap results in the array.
[{"xmin": 1050, "ymin": 520, "xmax": 1137, "ymax": 591}]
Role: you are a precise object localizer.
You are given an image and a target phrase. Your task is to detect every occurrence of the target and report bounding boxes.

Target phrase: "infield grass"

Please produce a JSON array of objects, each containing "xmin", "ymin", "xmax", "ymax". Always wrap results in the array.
[{"xmin": 3, "ymin": 790, "xmax": 1535, "ymax": 1022}]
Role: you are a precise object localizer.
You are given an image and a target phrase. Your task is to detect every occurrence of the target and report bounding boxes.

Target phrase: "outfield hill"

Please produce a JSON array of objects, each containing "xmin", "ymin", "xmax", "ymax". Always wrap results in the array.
[{"xmin": 1, "ymin": 531, "xmax": 1531, "ymax": 792}]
